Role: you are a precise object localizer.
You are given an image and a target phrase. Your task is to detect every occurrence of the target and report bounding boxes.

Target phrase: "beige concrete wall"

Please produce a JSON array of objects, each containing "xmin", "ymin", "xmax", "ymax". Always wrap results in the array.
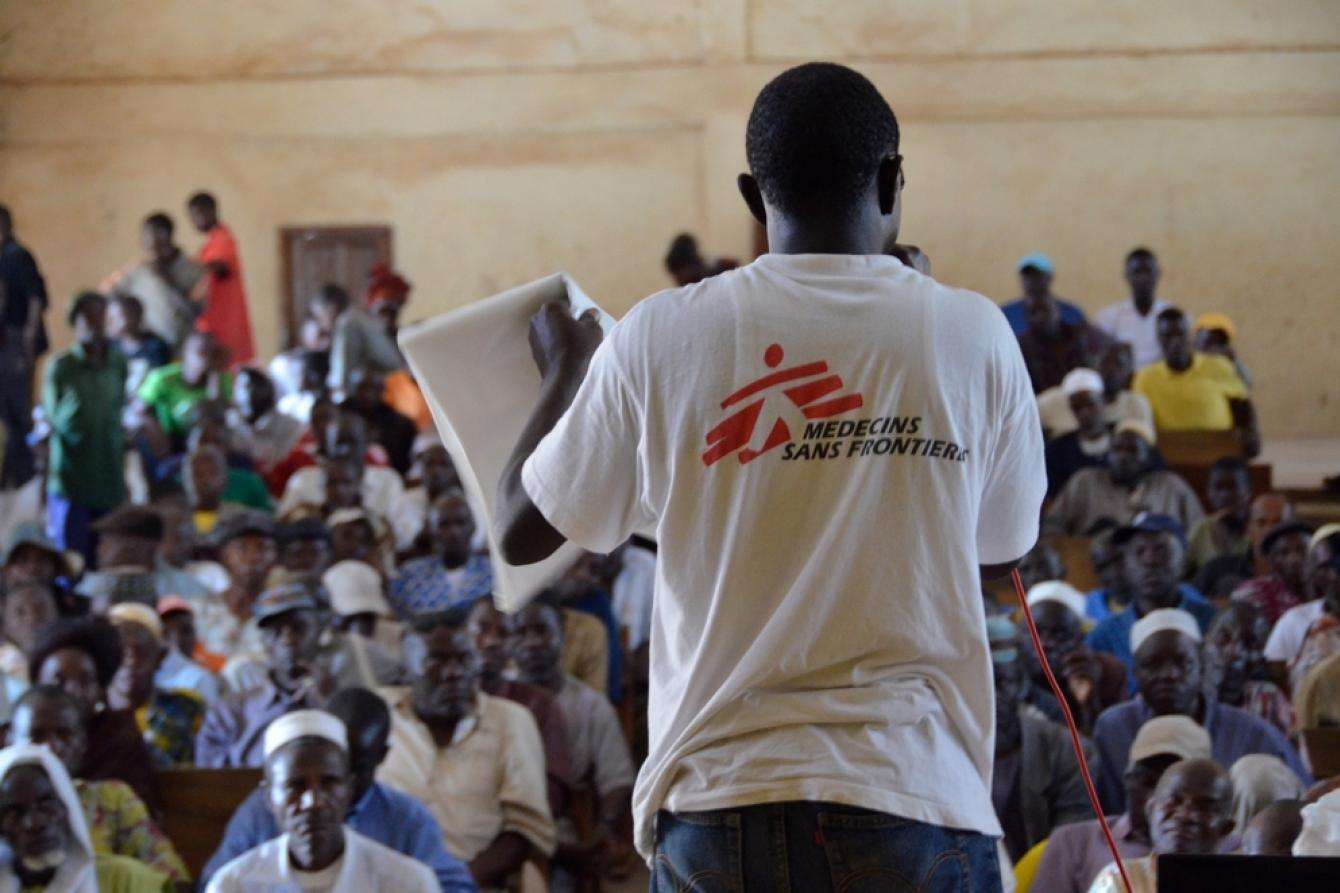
[{"xmin": 1, "ymin": 1, "xmax": 1337, "ymax": 435}]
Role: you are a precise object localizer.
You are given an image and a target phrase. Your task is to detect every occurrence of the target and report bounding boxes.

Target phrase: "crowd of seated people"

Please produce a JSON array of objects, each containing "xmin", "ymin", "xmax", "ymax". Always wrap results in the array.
[{"xmin": 0, "ymin": 199, "xmax": 1334, "ymax": 892}]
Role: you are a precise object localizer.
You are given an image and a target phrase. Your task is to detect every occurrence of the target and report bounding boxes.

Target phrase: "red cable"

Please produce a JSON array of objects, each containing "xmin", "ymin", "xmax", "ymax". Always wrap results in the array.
[{"xmin": 1011, "ymin": 569, "xmax": 1133, "ymax": 893}]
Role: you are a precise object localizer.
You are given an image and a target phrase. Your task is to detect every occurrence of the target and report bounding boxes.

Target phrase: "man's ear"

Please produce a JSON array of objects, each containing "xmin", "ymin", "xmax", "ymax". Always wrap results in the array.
[
  {"xmin": 737, "ymin": 173, "xmax": 766, "ymax": 226},
  {"xmin": 877, "ymin": 154, "xmax": 902, "ymax": 216}
]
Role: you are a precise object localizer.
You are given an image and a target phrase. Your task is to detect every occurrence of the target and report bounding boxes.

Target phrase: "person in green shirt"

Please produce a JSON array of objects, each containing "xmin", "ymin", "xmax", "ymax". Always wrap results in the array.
[
  {"xmin": 42, "ymin": 292, "xmax": 127, "ymax": 566},
  {"xmin": 184, "ymin": 445, "xmax": 273, "ymax": 534},
  {"xmin": 134, "ymin": 330, "xmax": 231, "ymax": 450}
]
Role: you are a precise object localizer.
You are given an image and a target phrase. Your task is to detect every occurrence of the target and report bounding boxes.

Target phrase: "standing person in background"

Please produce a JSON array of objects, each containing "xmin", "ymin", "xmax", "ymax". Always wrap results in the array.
[
  {"xmin": 663, "ymin": 233, "xmax": 737, "ymax": 287},
  {"xmin": 106, "ymin": 295, "xmax": 170, "ymax": 397},
  {"xmin": 495, "ymin": 63, "xmax": 1045, "ymax": 886},
  {"xmin": 43, "ymin": 292, "xmax": 127, "ymax": 564},
  {"xmin": 1094, "ymin": 247, "xmax": 1170, "ymax": 368},
  {"xmin": 0, "ymin": 204, "xmax": 48, "ymax": 489},
  {"xmin": 188, "ymin": 191, "xmax": 255, "ymax": 367},
  {"xmin": 269, "ymin": 316, "xmax": 330, "ymax": 399},
  {"xmin": 102, "ymin": 212, "xmax": 205, "ymax": 351},
  {"xmin": 310, "ymin": 283, "xmax": 402, "ymax": 398},
  {"xmin": 999, "ymin": 252, "xmax": 1087, "ymax": 337},
  {"xmin": 1133, "ymin": 308, "xmax": 1259, "ymax": 456}
]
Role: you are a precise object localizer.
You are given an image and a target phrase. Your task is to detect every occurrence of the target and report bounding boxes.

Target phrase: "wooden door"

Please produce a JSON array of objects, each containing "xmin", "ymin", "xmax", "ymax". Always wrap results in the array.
[{"xmin": 279, "ymin": 225, "xmax": 392, "ymax": 347}]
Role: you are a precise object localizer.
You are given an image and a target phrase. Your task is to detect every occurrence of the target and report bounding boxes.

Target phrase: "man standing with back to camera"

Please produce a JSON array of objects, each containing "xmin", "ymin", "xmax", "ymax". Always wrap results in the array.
[{"xmin": 496, "ymin": 63, "xmax": 1046, "ymax": 890}]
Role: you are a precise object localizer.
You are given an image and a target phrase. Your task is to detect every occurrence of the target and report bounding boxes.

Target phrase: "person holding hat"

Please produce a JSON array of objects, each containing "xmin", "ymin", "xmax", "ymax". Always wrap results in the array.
[
  {"xmin": 1093, "ymin": 247, "xmax": 1170, "ymax": 369},
  {"xmin": 7, "ymin": 685, "xmax": 191, "ymax": 885},
  {"xmin": 206, "ymin": 708, "xmax": 438, "ymax": 892},
  {"xmin": 1262, "ymin": 524, "xmax": 1340, "ymax": 668},
  {"xmin": 1024, "ymin": 581, "xmax": 1128, "ymax": 734},
  {"xmin": 1043, "ymin": 424, "xmax": 1204, "ymax": 538},
  {"xmin": 1229, "ymin": 519, "xmax": 1314, "ymax": 625},
  {"xmin": 105, "ymin": 604, "xmax": 208, "ymax": 767},
  {"xmin": 196, "ymin": 582, "xmax": 334, "ymax": 768},
  {"xmin": 1032, "ymin": 714, "xmax": 1214, "ymax": 893},
  {"xmin": 201, "ymin": 689, "xmax": 475, "ymax": 891},
  {"xmin": 1015, "ymin": 271, "xmax": 1111, "ymax": 394},
  {"xmin": 1091, "ymin": 607, "xmax": 1307, "ymax": 813},
  {"xmin": 42, "ymin": 290, "xmax": 127, "ymax": 566},
  {"xmin": 999, "ymin": 253, "xmax": 1088, "ymax": 337},
  {"xmin": 1088, "ymin": 758, "xmax": 1236, "ymax": 893},
  {"xmin": 0, "ymin": 742, "xmax": 171, "ymax": 892},
  {"xmin": 1084, "ymin": 514, "xmax": 1214, "ymax": 676},
  {"xmin": 322, "ymin": 560, "xmax": 406, "ymax": 688},
  {"xmin": 1043, "ymin": 368, "xmax": 1114, "ymax": 498},
  {"xmin": 1133, "ymin": 307, "xmax": 1260, "ymax": 456}
]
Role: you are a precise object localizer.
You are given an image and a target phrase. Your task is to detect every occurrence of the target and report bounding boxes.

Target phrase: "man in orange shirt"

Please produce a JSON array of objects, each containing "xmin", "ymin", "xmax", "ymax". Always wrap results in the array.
[{"xmin": 188, "ymin": 191, "xmax": 255, "ymax": 366}]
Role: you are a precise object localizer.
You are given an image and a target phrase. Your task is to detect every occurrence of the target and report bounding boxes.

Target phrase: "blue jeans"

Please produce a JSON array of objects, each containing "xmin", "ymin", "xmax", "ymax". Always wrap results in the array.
[{"xmin": 652, "ymin": 802, "xmax": 1001, "ymax": 892}]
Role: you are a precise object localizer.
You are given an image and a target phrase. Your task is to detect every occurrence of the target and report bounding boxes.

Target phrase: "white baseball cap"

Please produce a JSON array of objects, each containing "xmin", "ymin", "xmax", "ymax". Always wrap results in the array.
[{"xmin": 321, "ymin": 559, "xmax": 391, "ymax": 618}]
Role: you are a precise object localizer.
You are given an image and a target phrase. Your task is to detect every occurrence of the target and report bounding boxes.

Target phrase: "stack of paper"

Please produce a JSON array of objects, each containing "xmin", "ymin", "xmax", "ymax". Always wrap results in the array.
[{"xmin": 398, "ymin": 273, "xmax": 615, "ymax": 612}]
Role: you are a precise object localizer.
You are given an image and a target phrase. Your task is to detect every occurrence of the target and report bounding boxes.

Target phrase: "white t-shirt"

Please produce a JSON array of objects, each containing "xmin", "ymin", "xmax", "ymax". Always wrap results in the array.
[
  {"xmin": 1265, "ymin": 599, "xmax": 1327, "ymax": 663},
  {"xmin": 1094, "ymin": 298, "xmax": 1171, "ymax": 368},
  {"xmin": 522, "ymin": 253, "xmax": 1046, "ymax": 858}
]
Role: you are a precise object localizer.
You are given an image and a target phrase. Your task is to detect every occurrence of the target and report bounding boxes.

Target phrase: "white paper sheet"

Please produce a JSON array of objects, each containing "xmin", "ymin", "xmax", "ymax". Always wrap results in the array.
[{"xmin": 398, "ymin": 273, "xmax": 616, "ymax": 612}]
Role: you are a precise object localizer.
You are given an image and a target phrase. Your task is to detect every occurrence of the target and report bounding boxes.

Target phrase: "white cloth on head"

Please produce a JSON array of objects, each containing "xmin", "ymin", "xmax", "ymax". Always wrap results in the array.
[
  {"xmin": 108, "ymin": 602, "xmax": 163, "ymax": 640},
  {"xmin": 0, "ymin": 743, "xmax": 97, "ymax": 893},
  {"xmin": 1025, "ymin": 581, "xmax": 1087, "ymax": 621},
  {"xmin": 517, "ymin": 253, "xmax": 1046, "ymax": 859},
  {"xmin": 1129, "ymin": 607, "xmax": 1201, "ymax": 655},
  {"xmin": 205, "ymin": 826, "xmax": 437, "ymax": 892},
  {"xmin": 1061, "ymin": 368, "xmax": 1104, "ymax": 398},
  {"xmin": 278, "ymin": 465, "xmax": 410, "ymax": 546},
  {"xmin": 1230, "ymin": 754, "xmax": 1304, "ymax": 832},
  {"xmin": 1128, "ymin": 715, "xmax": 1212, "ymax": 765},
  {"xmin": 322, "ymin": 560, "xmax": 392, "ymax": 618},
  {"xmin": 262, "ymin": 709, "xmax": 347, "ymax": 759},
  {"xmin": 1293, "ymin": 789, "xmax": 1340, "ymax": 856}
]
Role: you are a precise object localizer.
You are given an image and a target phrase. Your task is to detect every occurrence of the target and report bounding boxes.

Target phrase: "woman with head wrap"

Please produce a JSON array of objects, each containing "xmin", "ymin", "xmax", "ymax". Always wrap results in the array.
[{"xmin": 1229, "ymin": 754, "xmax": 1304, "ymax": 832}]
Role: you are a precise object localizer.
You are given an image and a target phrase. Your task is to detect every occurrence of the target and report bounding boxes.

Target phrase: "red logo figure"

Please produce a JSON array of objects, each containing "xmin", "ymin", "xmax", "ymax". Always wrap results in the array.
[{"xmin": 702, "ymin": 343, "xmax": 864, "ymax": 467}]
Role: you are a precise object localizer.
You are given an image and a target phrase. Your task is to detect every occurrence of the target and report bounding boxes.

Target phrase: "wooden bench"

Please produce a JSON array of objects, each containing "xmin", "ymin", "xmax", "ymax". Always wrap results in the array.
[
  {"xmin": 1301, "ymin": 727, "xmax": 1340, "ymax": 780},
  {"xmin": 155, "ymin": 767, "xmax": 262, "ymax": 878}
]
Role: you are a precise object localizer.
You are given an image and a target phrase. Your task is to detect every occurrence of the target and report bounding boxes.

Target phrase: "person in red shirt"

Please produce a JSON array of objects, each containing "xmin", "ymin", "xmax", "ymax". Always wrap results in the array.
[{"xmin": 188, "ymin": 191, "xmax": 255, "ymax": 366}]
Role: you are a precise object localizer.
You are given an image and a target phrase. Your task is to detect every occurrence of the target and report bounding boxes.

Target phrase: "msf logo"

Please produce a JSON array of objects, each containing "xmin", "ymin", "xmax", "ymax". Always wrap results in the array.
[{"xmin": 702, "ymin": 344, "xmax": 864, "ymax": 467}]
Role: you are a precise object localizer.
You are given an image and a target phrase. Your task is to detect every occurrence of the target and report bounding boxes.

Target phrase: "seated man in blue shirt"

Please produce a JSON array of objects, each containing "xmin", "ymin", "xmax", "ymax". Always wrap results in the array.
[
  {"xmin": 1091, "ymin": 607, "xmax": 1309, "ymax": 813},
  {"xmin": 201, "ymin": 686, "xmax": 476, "ymax": 892},
  {"xmin": 1086, "ymin": 514, "xmax": 1214, "ymax": 677},
  {"xmin": 999, "ymin": 252, "xmax": 1087, "ymax": 336}
]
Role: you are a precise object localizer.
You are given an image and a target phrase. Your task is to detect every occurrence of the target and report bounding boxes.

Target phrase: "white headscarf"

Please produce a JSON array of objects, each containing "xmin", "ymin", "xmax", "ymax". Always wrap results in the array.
[
  {"xmin": 0, "ymin": 743, "xmax": 96, "ymax": 893},
  {"xmin": 1230, "ymin": 754, "xmax": 1304, "ymax": 832},
  {"xmin": 1294, "ymin": 788, "xmax": 1340, "ymax": 856}
]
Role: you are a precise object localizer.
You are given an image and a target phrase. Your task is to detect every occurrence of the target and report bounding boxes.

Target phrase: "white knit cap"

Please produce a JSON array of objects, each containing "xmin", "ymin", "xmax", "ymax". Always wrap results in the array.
[
  {"xmin": 1130, "ymin": 607, "xmax": 1202, "ymax": 655},
  {"xmin": 321, "ymin": 559, "xmax": 391, "ymax": 618},
  {"xmin": 1128, "ymin": 715, "xmax": 1212, "ymax": 764},
  {"xmin": 1293, "ymin": 788, "xmax": 1340, "ymax": 856},
  {"xmin": 1061, "ymin": 367, "xmax": 1104, "ymax": 398},
  {"xmin": 108, "ymin": 602, "xmax": 164, "ymax": 641},
  {"xmin": 263, "ymin": 709, "xmax": 347, "ymax": 759},
  {"xmin": 1026, "ymin": 581, "xmax": 1087, "ymax": 621}
]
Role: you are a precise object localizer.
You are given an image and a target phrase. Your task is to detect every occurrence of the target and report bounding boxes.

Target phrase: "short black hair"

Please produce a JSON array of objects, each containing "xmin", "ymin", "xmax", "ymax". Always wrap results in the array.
[
  {"xmin": 1156, "ymin": 306, "xmax": 1186, "ymax": 326},
  {"xmin": 1209, "ymin": 456, "xmax": 1249, "ymax": 480},
  {"xmin": 13, "ymin": 683, "xmax": 81, "ymax": 721},
  {"xmin": 664, "ymin": 233, "xmax": 700, "ymax": 272},
  {"xmin": 67, "ymin": 290, "xmax": 106, "ymax": 327},
  {"xmin": 187, "ymin": 191, "xmax": 217, "ymax": 212},
  {"xmin": 28, "ymin": 616, "xmax": 123, "ymax": 690},
  {"xmin": 0, "ymin": 205, "xmax": 11, "ymax": 230},
  {"xmin": 314, "ymin": 283, "xmax": 351, "ymax": 310},
  {"xmin": 109, "ymin": 293, "xmax": 144, "ymax": 319},
  {"xmin": 1126, "ymin": 246, "xmax": 1156, "ymax": 264},
  {"xmin": 236, "ymin": 367, "xmax": 277, "ymax": 415},
  {"xmin": 745, "ymin": 62, "xmax": 899, "ymax": 219},
  {"xmin": 143, "ymin": 212, "xmax": 173, "ymax": 235}
]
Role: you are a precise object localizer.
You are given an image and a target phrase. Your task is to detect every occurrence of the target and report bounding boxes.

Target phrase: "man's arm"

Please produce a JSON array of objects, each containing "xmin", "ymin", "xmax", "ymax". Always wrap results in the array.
[
  {"xmin": 467, "ymin": 831, "xmax": 530, "ymax": 887},
  {"xmin": 495, "ymin": 303, "xmax": 603, "ymax": 565},
  {"xmin": 1229, "ymin": 397, "xmax": 1261, "ymax": 459}
]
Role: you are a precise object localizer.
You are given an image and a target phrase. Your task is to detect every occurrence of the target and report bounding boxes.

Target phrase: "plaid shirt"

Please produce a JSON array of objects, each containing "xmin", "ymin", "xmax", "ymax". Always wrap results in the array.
[{"xmin": 389, "ymin": 553, "xmax": 493, "ymax": 617}]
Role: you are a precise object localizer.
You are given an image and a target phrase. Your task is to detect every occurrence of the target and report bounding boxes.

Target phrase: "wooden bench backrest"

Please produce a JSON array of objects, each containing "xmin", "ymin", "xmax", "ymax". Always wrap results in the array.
[
  {"xmin": 156, "ymin": 767, "xmax": 262, "ymax": 877},
  {"xmin": 1301, "ymin": 727, "xmax": 1340, "ymax": 780}
]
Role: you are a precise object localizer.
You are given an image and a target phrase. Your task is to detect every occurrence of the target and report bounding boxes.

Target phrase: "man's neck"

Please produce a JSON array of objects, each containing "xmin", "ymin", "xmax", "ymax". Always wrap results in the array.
[
  {"xmin": 528, "ymin": 667, "xmax": 564, "ymax": 695},
  {"xmin": 1132, "ymin": 292, "xmax": 1156, "ymax": 315},
  {"xmin": 423, "ymin": 712, "xmax": 462, "ymax": 748},
  {"xmin": 222, "ymin": 584, "xmax": 256, "ymax": 619},
  {"xmin": 289, "ymin": 838, "xmax": 343, "ymax": 875},
  {"xmin": 765, "ymin": 212, "xmax": 889, "ymax": 256},
  {"xmin": 442, "ymin": 552, "xmax": 469, "ymax": 571},
  {"xmin": 1134, "ymin": 589, "xmax": 1180, "ymax": 617},
  {"xmin": 1166, "ymin": 354, "xmax": 1193, "ymax": 373}
]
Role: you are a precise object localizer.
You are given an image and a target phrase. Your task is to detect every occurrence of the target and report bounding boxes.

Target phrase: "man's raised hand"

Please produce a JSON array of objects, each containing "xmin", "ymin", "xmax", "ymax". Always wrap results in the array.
[{"xmin": 528, "ymin": 301, "xmax": 603, "ymax": 382}]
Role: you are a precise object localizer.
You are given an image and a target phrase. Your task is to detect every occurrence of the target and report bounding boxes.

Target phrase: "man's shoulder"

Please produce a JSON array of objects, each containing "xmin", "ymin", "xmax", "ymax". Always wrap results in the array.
[
  {"xmin": 1213, "ymin": 700, "xmax": 1285, "ymax": 739},
  {"xmin": 371, "ymin": 780, "xmax": 439, "ymax": 822},
  {"xmin": 480, "ymin": 689, "xmax": 541, "ymax": 730},
  {"xmin": 351, "ymin": 827, "xmax": 438, "ymax": 886},
  {"xmin": 212, "ymin": 835, "xmax": 282, "ymax": 882},
  {"xmin": 1093, "ymin": 696, "xmax": 1141, "ymax": 730}
]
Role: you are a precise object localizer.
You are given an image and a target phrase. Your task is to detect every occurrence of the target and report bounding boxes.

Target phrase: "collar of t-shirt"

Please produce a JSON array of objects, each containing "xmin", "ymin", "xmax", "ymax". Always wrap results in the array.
[{"xmin": 290, "ymin": 851, "xmax": 343, "ymax": 890}]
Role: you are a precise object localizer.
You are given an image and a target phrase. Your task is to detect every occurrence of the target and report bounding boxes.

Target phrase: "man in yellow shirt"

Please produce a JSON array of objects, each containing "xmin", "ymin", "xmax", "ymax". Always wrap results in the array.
[{"xmin": 1133, "ymin": 308, "xmax": 1259, "ymax": 456}]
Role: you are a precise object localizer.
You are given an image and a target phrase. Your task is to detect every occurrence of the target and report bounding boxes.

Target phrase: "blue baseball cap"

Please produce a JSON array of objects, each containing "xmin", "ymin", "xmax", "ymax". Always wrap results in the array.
[
  {"xmin": 1114, "ymin": 513, "xmax": 1187, "ymax": 549},
  {"xmin": 1016, "ymin": 252, "xmax": 1054, "ymax": 275}
]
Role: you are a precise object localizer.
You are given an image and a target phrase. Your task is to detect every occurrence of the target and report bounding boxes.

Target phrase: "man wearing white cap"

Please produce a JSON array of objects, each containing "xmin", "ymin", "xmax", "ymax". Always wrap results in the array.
[
  {"xmin": 1024, "ymin": 581, "xmax": 1128, "ymax": 734},
  {"xmin": 1091, "ymin": 606, "xmax": 1308, "ymax": 813},
  {"xmin": 207, "ymin": 709, "xmax": 437, "ymax": 892},
  {"xmin": 1042, "ymin": 369, "xmax": 1112, "ymax": 498},
  {"xmin": 1043, "ymin": 423, "xmax": 1204, "ymax": 537},
  {"xmin": 1032, "ymin": 714, "xmax": 1215, "ymax": 893},
  {"xmin": 322, "ymin": 560, "xmax": 406, "ymax": 688}
]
